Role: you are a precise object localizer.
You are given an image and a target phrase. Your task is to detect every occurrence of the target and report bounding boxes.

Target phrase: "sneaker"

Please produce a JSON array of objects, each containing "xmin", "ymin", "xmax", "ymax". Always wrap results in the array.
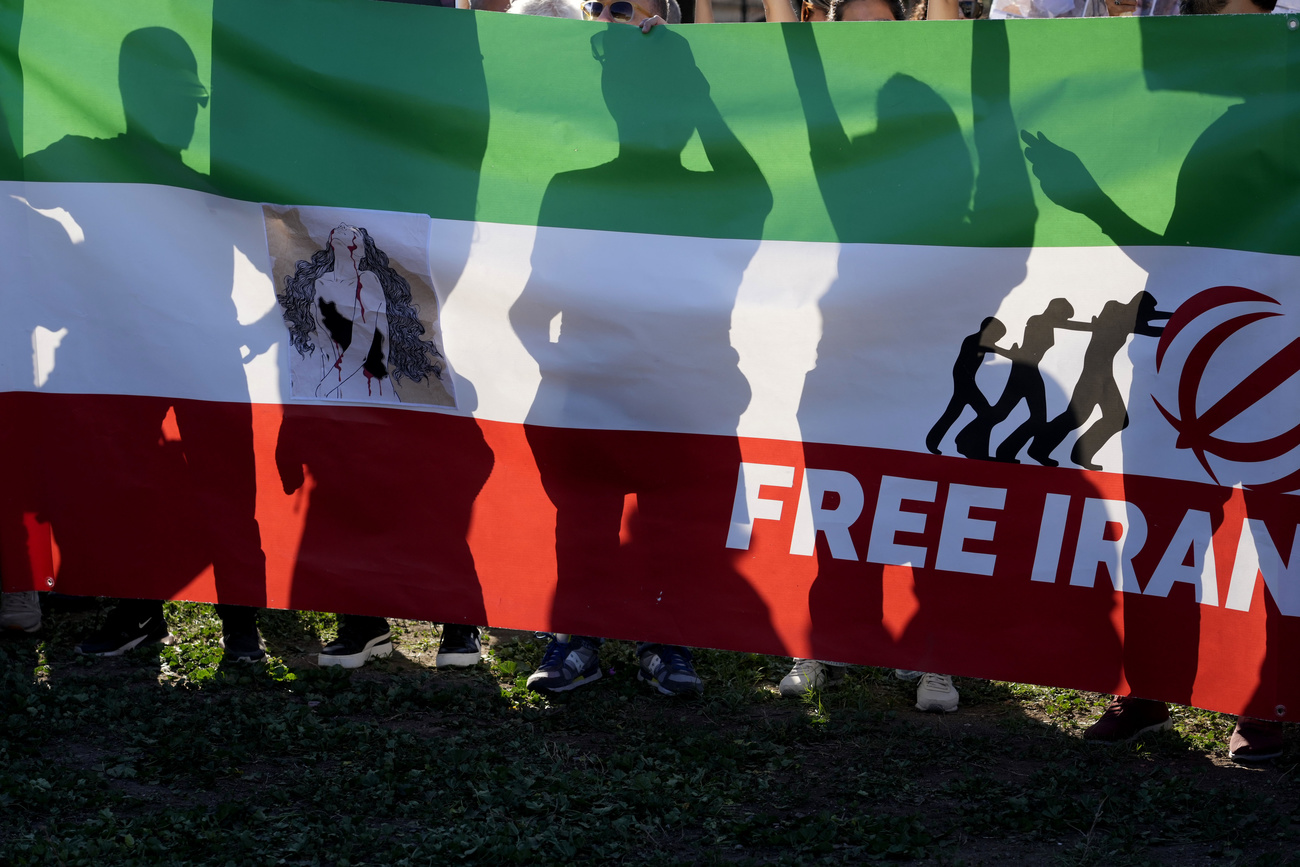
[
  {"xmin": 526, "ymin": 635, "xmax": 602, "ymax": 694},
  {"xmin": 0, "ymin": 591, "xmax": 42, "ymax": 633},
  {"xmin": 637, "ymin": 644, "xmax": 703, "ymax": 697},
  {"xmin": 1229, "ymin": 717, "xmax": 1284, "ymax": 762},
  {"xmin": 436, "ymin": 623, "xmax": 483, "ymax": 668},
  {"xmin": 220, "ymin": 629, "xmax": 267, "ymax": 663},
  {"xmin": 915, "ymin": 672, "xmax": 959, "ymax": 713},
  {"xmin": 779, "ymin": 659, "xmax": 846, "ymax": 697},
  {"xmin": 76, "ymin": 609, "xmax": 174, "ymax": 656},
  {"xmin": 1083, "ymin": 696, "xmax": 1172, "ymax": 743},
  {"xmin": 894, "ymin": 669, "xmax": 924, "ymax": 681},
  {"xmin": 318, "ymin": 617, "xmax": 392, "ymax": 668}
]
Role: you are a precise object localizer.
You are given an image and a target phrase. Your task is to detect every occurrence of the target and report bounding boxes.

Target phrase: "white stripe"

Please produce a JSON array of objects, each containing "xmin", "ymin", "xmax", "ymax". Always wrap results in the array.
[{"xmin": 6, "ymin": 181, "xmax": 1299, "ymax": 492}]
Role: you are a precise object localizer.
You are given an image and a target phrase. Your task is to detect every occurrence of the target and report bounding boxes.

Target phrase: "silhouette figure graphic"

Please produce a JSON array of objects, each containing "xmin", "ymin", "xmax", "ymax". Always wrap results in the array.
[
  {"xmin": 926, "ymin": 316, "xmax": 1010, "ymax": 455},
  {"xmin": 1027, "ymin": 291, "xmax": 1170, "ymax": 471},
  {"xmin": 949, "ymin": 298, "xmax": 1090, "ymax": 463}
]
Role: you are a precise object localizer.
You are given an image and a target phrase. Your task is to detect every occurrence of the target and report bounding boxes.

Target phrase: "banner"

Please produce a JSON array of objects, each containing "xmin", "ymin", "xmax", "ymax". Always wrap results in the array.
[{"xmin": 2, "ymin": 0, "xmax": 1298, "ymax": 718}]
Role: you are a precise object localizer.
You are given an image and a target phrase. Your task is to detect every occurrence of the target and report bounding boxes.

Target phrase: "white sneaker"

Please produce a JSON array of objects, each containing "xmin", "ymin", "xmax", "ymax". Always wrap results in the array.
[
  {"xmin": 915, "ymin": 673, "xmax": 959, "ymax": 713},
  {"xmin": 779, "ymin": 659, "xmax": 846, "ymax": 697},
  {"xmin": 0, "ymin": 592, "xmax": 41, "ymax": 633}
]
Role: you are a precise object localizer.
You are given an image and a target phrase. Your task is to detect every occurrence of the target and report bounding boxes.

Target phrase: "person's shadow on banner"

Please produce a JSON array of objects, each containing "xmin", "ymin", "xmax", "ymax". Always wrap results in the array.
[
  {"xmin": 509, "ymin": 26, "xmax": 783, "ymax": 653},
  {"xmin": 0, "ymin": 0, "xmax": 39, "ymax": 599},
  {"xmin": 782, "ymin": 22, "xmax": 1122, "ymax": 686},
  {"xmin": 225, "ymin": 6, "xmax": 497, "ymax": 625},
  {"xmin": 20, "ymin": 27, "xmax": 268, "ymax": 617},
  {"xmin": 1020, "ymin": 18, "xmax": 1300, "ymax": 716}
]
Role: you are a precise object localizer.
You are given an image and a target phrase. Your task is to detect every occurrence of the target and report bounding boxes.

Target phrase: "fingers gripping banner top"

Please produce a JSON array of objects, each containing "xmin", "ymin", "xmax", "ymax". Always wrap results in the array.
[{"xmin": 1, "ymin": 0, "xmax": 1298, "ymax": 718}]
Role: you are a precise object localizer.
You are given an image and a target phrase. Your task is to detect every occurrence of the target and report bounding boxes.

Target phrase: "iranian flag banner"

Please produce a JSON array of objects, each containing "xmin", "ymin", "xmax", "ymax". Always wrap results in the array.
[{"xmin": 2, "ymin": 0, "xmax": 1297, "ymax": 717}]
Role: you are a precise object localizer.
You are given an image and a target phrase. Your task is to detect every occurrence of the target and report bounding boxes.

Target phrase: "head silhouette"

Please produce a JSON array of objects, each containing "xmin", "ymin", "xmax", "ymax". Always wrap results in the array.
[
  {"xmin": 593, "ymin": 28, "xmax": 702, "ymax": 156},
  {"xmin": 865, "ymin": 74, "xmax": 973, "ymax": 239},
  {"xmin": 1133, "ymin": 291, "xmax": 1160, "ymax": 315},
  {"xmin": 1044, "ymin": 297, "xmax": 1076, "ymax": 322},
  {"xmin": 119, "ymin": 28, "xmax": 207, "ymax": 153},
  {"xmin": 979, "ymin": 316, "xmax": 1007, "ymax": 346}
]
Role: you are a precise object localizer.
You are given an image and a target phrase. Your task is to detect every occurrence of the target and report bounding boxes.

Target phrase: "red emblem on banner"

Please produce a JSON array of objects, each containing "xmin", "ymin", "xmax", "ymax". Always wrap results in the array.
[{"xmin": 1153, "ymin": 286, "xmax": 1300, "ymax": 493}]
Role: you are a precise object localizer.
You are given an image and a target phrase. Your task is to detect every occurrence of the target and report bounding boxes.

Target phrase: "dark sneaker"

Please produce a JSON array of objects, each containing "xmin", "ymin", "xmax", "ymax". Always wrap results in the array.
[
  {"xmin": 779, "ymin": 659, "xmax": 846, "ymax": 697},
  {"xmin": 220, "ymin": 629, "xmax": 267, "ymax": 663},
  {"xmin": 76, "ymin": 610, "xmax": 174, "ymax": 656},
  {"xmin": 637, "ymin": 644, "xmax": 703, "ymax": 697},
  {"xmin": 1229, "ymin": 717, "xmax": 1283, "ymax": 763},
  {"xmin": 1, "ymin": 592, "xmax": 42, "ymax": 633},
  {"xmin": 1083, "ymin": 697, "xmax": 1172, "ymax": 743},
  {"xmin": 526, "ymin": 635, "xmax": 602, "ymax": 694},
  {"xmin": 319, "ymin": 617, "xmax": 393, "ymax": 668},
  {"xmin": 436, "ymin": 623, "xmax": 483, "ymax": 668}
]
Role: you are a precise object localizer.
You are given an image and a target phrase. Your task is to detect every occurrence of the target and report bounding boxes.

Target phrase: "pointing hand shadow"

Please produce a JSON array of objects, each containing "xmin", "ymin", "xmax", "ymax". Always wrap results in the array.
[{"xmin": 1020, "ymin": 130, "xmax": 1103, "ymax": 216}]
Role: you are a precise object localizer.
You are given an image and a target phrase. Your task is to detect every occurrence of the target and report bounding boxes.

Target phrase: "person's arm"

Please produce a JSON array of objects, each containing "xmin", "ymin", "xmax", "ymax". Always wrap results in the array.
[
  {"xmin": 988, "ymin": 342, "xmax": 1018, "ymax": 359},
  {"xmin": 320, "ymin": 274, "xmax": 386, "ymax": 395},
  {"xmin": 782, "ymin": 25, "xmax": 852, "ymax": 168},
  {"xmin": 508, "ymin": 204, "xmax": 565, "ymax": 367},
  {"xmin": 1020, "ymin": 131, "xmax": 1162, "ymax": 248},
  {"xmin": 764, "ymin": 0, "xmax": 799, "ymax": 20},
  {"xmin": 274, "ymin": 419, "xmax": 306, "ymax": 495},
  {"xmin": 968, "ymin": 17, "xmax": 1036, "ymax": 248},
  {"xmin": 926, "ymin": 0, "xmax": 963, "ymax": 18},
  {"xmin": 693, "ymin": 74, "xmax": 774, "ymax": 219},
  {"xmin": 695, "ymin": 0, "xmax": 716, "ymax": 21},
  {"xmin": 1134, "ymin": 308, "xmax": 1171, "ymax": 338}
]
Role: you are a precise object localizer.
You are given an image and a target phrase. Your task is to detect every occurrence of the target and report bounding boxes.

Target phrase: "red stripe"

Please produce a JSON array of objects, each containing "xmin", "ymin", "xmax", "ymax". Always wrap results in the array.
[{"xmin": 1, "ymin": 391, "xmax": 1295, "ymax": 719}]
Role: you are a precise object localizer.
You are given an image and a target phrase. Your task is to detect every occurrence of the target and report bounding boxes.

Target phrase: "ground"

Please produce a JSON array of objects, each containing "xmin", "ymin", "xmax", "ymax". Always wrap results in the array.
[{"xmin": 1, "ymin": 601, "xmax": 1297, "ymax": 866}]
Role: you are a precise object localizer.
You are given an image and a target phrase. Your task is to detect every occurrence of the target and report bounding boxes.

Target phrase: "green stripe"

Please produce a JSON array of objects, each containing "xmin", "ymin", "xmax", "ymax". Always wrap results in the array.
[{"xmin": 8, "ymin": 0, "xmax": 1299, "ymax": 254}]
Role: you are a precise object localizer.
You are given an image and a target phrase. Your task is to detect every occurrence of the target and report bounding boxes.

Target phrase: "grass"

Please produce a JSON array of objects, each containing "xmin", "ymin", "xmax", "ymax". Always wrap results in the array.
[{"xmin": 2, "ymin": 600, "xmax": 1298, "ymax": 866}]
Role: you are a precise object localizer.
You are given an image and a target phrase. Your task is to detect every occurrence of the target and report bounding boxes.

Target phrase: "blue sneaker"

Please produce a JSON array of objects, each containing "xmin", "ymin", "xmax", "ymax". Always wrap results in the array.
[
  {"xmin": 526, "ymin": 635, "xmax": 603, "ymax": 694},
  {"xmin": 636, "ymin": 644, "xmax": 703, "ymax": 697}
]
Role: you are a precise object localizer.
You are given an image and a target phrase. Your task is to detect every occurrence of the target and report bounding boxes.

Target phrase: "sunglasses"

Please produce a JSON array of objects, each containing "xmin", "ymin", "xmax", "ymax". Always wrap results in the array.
[
  {"xmin": 581, "ymin": 0, "xmax": 655, "ymax": 19},
  {"xmin": 957, "ymin": 0, "xmax": 983, "ymax": 15}
]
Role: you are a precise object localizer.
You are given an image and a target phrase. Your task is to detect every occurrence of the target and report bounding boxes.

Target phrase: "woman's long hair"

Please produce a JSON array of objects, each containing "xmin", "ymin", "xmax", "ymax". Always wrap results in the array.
[{"xmin": 278, "ymin": 225, "xmax": 443, "ymax": 384}]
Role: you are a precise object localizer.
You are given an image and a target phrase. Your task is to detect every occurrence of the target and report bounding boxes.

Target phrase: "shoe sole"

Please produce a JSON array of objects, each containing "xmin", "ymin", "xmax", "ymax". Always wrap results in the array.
[
  {"xmin": 1230, "ymin": 747, "xmax": 1283, "ymax": 763},
  {"xmin": 1085, "ymin": 718, "xmax": 1173, "ymax": 744},
  {"xmin": 319, "ymin": 639, "xmax": 394, "ymax": 669},
  {"xmin": 779, "ymin": 675, "xmax": 844, "ymax": 697},
  {"xmin": 527, "ymin": 667, "xmax": 602, "ymax": 694},
  {"xmin": 76, "ymin": 632, "xmax": 175, "ymax": 657},
  {"xmin": 219, "ymin": 635, "xmax": 268, "ymax": 663},
  {"xmin": 916, "ymin": 696, "xmax": 960, "ymax": 713},
  {"xmin": 435, "ymin": 650, "xmax": 483, "ymax": 668},
  {"xmin": 637, "ymin": 669, "xmax": 702, "ymax": 697},
  {"xmin": 223, "ymin": 651, "xmax": 268, "ymax": 663}
]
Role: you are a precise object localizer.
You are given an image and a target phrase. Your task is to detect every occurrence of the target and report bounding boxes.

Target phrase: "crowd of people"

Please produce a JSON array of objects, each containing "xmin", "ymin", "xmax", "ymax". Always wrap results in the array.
[
  {"xmin": 0, "ymin": 0, "xmax": 1288, "ymax": 783},
  {"xmin": 465, "ymin": 0, "xmax": 1280, "ymax": 25}
]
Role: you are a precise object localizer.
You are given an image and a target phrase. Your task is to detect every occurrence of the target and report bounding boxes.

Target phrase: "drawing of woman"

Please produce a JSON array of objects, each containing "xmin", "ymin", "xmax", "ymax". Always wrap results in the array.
[{"xmin": 278, "ymin": 224, "xmax": 443, "ymax": 402}]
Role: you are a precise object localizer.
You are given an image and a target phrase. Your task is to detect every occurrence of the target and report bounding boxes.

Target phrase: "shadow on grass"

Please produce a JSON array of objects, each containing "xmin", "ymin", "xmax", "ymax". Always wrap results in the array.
[{"xmin": 4, "ymin": 606, "xmax": 1300, "ymax": 866}]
